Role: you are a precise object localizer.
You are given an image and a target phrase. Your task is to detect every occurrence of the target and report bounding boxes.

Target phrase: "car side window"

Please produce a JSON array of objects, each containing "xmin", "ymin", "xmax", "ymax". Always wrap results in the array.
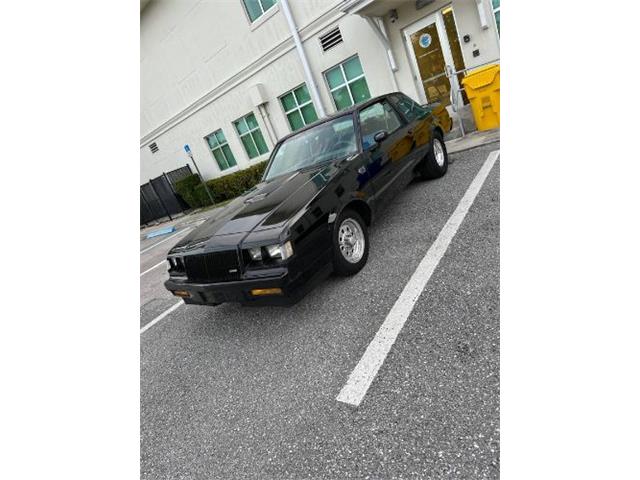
[
  {"xmin": 391, "ymin": 94, "xmax": 429, "ymax": 122},
  {"xmin": 358, "ymin": 101, "xmax": 403, "ymax": 149}
]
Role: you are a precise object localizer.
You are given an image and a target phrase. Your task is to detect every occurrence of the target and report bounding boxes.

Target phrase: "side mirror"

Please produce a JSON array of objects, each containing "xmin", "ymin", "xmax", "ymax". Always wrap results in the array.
[{"xmin": 373, "ymin": 130, "xmax": 388, "ymax": 143}]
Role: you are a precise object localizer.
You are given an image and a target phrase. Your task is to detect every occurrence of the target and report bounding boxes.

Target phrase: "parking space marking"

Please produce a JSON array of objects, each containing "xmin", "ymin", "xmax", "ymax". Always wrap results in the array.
[
  {"xmin": 140, "ymin": 300, "xmax": 184, "ymax": 334},
  {"xmin": 336, "ymin": 150, "xmax": 500, "ymax": 407},
  {"xmin": 140, "ymin": 227, "xmax": 192, "ymax": 255},
  {"xmin": 140, "ymin": 259, "xmax": 167, "ymax": 277}
]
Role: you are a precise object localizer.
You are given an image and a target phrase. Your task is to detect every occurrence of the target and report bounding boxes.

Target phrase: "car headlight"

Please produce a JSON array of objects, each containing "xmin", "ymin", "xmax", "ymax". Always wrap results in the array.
[
  {"xmin": 167, "ymin": 256, "xmax": 185, "ymax": 275},
  {"xmin": 248, "ymin": 247, "xmax": 263, "ymax": 261},
  {"xmin": 265, "ymin": 240, "xmax": 294, "ymax": 260}
]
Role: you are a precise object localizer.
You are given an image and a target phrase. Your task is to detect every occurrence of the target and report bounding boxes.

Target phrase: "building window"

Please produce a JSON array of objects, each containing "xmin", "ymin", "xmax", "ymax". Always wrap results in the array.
[
  {"xmin": 324, "ymin": 55, "xmax": 371, "ymax": 111},
  {"xmin": 233, "ymin": 112, "xmax": 269, "ymax": 159},
  {"xmin": 492, "ymin": 0, "xmax": 500, "ymax": 36},
  {"xmin": 205, "ymin": 129, "xmax": 237, "ymax": 171},
  {"xmin": 242, "ymin": 0, "xmax": 277, "ymax": 23},
  {"xmin": 279, "ymin": 84, "xmax": 318, "ymax": 131}
]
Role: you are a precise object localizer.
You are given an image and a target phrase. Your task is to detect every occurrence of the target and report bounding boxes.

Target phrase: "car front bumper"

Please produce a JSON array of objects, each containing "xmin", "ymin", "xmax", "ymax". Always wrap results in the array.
[{"xmin": 164, "ymin": 263, "xmax": 331, "ymax": 307}]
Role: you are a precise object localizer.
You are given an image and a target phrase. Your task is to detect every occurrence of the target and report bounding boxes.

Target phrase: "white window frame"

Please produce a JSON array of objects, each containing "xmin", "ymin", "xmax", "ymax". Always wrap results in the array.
[
  {"xmin": 234, "ymin": 113, "xmax": 268, "ymax": 159},
  {"xmin": 324, "ymin": 55, "xmax": 368, "ymax": 111},
  {"xmin": 278, "ymin": 83, "xmax": 317, "ymax": 132},
  {"xmin": 241, "ymin": 0, "xmax": 278, "ymax": 24},
  {"xmin": 204, "ymin": 129, "xmax": 237, "ymax": 172},
  {"xmin": 492, "ymin": 0, "xmax": 500, "ymax": 37}
]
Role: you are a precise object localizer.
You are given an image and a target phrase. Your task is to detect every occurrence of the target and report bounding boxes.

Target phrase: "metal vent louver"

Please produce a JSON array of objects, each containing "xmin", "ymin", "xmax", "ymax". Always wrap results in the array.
[
  {"xmin": 319, "ymin": 26, "xmax": 343, "ymax": 52},
  {"xmin": 149, "ymin": 142, "xmax": 159, "ymax": 154}
]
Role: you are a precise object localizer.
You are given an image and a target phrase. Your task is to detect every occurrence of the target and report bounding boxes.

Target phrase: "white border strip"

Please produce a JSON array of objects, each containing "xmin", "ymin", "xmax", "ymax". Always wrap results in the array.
[
  {"xmin": 140, "ymin": 300, "xmax": 184, "ymax": 335},
  {"xmin": 140, "ymin": 259, "xmax": 167, "ymax": 277},
  {"xmin": 336, "ymin": 150, "xmax": 500, "ymax": 407}
]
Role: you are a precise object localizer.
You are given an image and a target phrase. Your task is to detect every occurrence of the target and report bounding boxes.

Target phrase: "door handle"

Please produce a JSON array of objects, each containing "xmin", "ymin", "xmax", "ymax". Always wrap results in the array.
[{"xmin": 445, "ymin": 64, "xmax": 453, "ymax": 78}]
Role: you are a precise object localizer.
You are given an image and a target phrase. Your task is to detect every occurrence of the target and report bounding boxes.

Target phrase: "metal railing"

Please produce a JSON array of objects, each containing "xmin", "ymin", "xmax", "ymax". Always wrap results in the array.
[{"xmin": 447, "ymin": 59, "xmax": 500, "ymax": 137}]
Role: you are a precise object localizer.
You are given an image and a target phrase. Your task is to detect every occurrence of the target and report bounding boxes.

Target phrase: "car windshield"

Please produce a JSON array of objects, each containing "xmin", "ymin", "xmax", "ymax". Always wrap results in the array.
[{"xmin": 264, "ymin": 115, "xmax": 358, "ymax": 180}]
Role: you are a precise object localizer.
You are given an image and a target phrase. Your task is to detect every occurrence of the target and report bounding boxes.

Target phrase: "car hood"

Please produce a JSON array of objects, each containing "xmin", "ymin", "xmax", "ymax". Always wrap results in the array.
[{"xmin": 171, "ymin": 162, "xmax": 340, "ymax": 253}]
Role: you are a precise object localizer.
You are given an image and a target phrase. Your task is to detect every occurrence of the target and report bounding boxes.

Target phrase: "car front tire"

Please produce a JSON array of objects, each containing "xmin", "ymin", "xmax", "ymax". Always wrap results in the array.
[
  {"xmin": 418, "ymin": 131, "xmax": 448, "ymax": 180},
  {"xmin": 332, "ymin": 209, "xmax": 369, "ymax": 276}
]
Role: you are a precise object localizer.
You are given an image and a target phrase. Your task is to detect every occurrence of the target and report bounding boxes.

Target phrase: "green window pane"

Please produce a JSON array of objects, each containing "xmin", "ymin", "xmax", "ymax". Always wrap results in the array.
[
  {"xmin": 287, "ymin": 110, "xmax": 305, "ymax": 131},
  {"xmin": 494, "ymin": 10, "xmax": 500, "ymax": 35},
  {"xmin": 221, "ymin": 144, "xmax": 237, "ymax": 167},
  {"xmin": 294, "ymin": 84, "xmax": 310, "ymax": 104},
  {"xmin": 212, "ymin": 148, "xmax": 228, "ymax": 170},
  {"xmin": 243, "ymin": 0, "xmax": 262, "ymax": 22},
  {"xmin": 280, "ymin": 92, "xmax": 297, "ymax": 112},
  {"xmin": 325, "ymin": 66, "xmax": 345, "ymax": 89},
  {"xmin": 300, "ymin": 103, "xmax": 318, "ymax": 124},
  {"xmin": 261, "ymin": 0, "xmax": 277, "ymax": 11},
  {"xmin": 241, "ymin": 134, "xmax": 259, "ymax": 159},
  {"xmin": 206, "ymin": 135, "xmax": 218, "ymax": 149},
  {"xmin": 349, "ymin": 77, "xmax": 371, "ymax": 104},
  {"xmin": 246, "ymin": 113, "xmax": 259, "ymax": 130},
  {"xmin": 343, "ymin": 56, "xmax": 364, "ymax": 81},
  {"xmin": 332, "ymin": 86, "xmax": 353, "ymax": 111},
  {"xmin": 214, "ymin": 130, "xmax": 226, "ymax": 144},
  {"xmin": 252, "ymin": 129, "xmax": 269, "ymax": 155},
  {"xmin": 492, "ymin": 0, "xmax": 500, "ymax": 8},
  {"xmin": 234, "ymin": 119, "xmax": 248, "ymax": 135}
]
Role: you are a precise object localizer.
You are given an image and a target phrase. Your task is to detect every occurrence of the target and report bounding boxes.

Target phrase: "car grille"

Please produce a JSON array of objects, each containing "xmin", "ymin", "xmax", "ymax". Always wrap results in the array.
[{"xmin": 184, "ymin": 250, "xmax": 241, "ymax": 283}]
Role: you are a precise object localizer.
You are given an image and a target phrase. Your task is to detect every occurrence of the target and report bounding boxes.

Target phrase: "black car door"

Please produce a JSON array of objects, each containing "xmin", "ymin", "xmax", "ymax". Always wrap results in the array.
[
  {"xmin": 388, "ymin": 93, "xmax": 435, "ymax": 162},
  {"xmin": 357, "ymin": 99, "xmax": 416, "ymax": 206}
]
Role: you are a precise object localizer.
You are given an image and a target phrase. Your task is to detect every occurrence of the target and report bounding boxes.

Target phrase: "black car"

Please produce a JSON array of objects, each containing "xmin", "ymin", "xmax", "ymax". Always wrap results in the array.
[{"xmin": 165, "ymin": 92, "xmax": 451, "ymax": 306}]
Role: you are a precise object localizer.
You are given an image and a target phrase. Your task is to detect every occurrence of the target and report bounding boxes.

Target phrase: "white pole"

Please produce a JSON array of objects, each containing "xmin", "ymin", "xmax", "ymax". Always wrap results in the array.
[
  {"xmin": 280, "ymin": 0, "xmax": 327, "ymax": 118},
  {"xmin": 258, "ymin": 104, "xmax": 278, "ymax": 146}
]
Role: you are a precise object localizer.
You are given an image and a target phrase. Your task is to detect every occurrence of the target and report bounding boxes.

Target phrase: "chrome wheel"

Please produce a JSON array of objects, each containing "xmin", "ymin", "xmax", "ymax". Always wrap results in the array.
[
  {"xmin": 338, "ymin": 218, "xmax": 365, "ymax": 264},
  {"xmin": 434, "ymin": 138, "xmax": 445, "ymax": 167}
]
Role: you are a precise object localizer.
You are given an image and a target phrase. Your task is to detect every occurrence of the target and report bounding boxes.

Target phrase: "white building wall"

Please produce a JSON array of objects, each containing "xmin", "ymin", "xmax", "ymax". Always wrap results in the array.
[
  {"xmin": 140, "ymin": 0, "xmax": 499, "ymax": 184},
  {"xmin": 140, "ymin": 0, "xmax": 397, "ymax": 184}
]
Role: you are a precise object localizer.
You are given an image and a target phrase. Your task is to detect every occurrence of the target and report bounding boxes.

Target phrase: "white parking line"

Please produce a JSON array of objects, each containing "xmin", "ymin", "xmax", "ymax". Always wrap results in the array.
[
  {"xmin": 140, "ymin": 227, "xmax": 192, "ymax": 255},
  {"xmin": 336, "ymin": 150, "xmax": 500, "ymax": 407},
  {"xmin": 140, "ymin": 259, "xmax": 167, "ymax": 277},
  {"xmin": 140, "ymin": 300, "xmax": 183, "ymax": 334}
]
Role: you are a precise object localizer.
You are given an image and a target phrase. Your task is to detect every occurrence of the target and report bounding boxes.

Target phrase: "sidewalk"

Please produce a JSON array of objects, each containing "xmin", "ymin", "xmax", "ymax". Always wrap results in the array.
[{"xmin": 446, "ymin": 128, "xmax": 500, "ymax": 154}]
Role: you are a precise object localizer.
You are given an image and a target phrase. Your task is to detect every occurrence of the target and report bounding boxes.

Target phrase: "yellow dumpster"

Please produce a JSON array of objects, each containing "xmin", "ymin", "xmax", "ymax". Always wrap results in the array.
[{"xmin": 461, "ymin": 63, "xmax": 500, "ymax": 131}]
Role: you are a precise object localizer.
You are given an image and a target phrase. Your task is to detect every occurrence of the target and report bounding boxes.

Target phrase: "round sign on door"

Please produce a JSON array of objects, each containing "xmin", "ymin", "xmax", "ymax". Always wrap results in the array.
[{"xmin": 419, "ymin": 33, "xmax": 432, "ymax": 48}]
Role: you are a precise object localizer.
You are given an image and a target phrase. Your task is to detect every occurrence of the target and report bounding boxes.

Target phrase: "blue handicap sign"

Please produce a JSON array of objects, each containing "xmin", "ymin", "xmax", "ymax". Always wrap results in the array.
[{"xmin": 184, "ymin": 144, "xmax": 191, "ymax": 154}]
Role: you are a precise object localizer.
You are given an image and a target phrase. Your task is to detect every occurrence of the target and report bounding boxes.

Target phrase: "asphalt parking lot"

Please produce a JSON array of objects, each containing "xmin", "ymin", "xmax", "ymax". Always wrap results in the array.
[{"xmin": 140, "ymin": 142, "xmax": 500, "ymax": 479}]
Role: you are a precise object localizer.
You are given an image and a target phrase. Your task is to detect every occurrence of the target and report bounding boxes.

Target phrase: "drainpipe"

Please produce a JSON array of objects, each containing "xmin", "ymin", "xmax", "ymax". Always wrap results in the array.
[
  {"xmin": 280, "ymin": 0, "xmax": 327, "ymax": 117},
  {"xmin": 364, "ymin": 16, "xmax": 399, "ymax": 92},
  {"xmin": 258, "ymin": 104, "xmax": 278, "ymax": 146}
]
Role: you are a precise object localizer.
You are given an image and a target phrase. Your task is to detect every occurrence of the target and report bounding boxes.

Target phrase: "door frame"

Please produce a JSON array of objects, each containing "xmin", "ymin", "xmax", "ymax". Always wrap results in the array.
[{"xmin": 402, "ymin": 5, "xmax": 462, "ymax": 106}]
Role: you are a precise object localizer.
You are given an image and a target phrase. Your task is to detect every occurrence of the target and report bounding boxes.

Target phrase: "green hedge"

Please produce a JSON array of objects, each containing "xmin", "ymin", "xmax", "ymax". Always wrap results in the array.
[
  {"xmin": 174, "ymin": 173, "xmax": 205, "ymax": 208},
  {"xmin": 175, "ymin": 161, "xmax": 268, "ymax": 208}
]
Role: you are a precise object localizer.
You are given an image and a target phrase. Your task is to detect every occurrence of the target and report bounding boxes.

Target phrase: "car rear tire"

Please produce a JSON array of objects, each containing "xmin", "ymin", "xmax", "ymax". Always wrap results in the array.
[
  {"xmin": 332, "ymin": 209, "xmax": 369, "ymax": 276},
  {"xmin": 418, "ymin": 131, "xmax": 448, "ymax": 180}
]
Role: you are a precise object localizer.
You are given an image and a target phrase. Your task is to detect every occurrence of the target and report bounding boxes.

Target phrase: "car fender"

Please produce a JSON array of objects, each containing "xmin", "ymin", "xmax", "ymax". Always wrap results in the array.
[{"xmin": 329, "ymin": 197, "xmax": 374, "ymax": 228}]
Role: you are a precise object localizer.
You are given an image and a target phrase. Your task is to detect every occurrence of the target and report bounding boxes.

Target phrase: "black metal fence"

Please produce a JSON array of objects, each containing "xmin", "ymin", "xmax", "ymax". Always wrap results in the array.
[{"xmin": 140, "ymin": 164, "xmax": 193, "ymax": 225}]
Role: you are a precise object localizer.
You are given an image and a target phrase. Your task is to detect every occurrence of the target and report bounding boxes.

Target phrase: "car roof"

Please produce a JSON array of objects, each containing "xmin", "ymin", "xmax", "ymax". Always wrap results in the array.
[{"xmin": 276, "ymin": 92, "xmax": 401, "ymax": 143}]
